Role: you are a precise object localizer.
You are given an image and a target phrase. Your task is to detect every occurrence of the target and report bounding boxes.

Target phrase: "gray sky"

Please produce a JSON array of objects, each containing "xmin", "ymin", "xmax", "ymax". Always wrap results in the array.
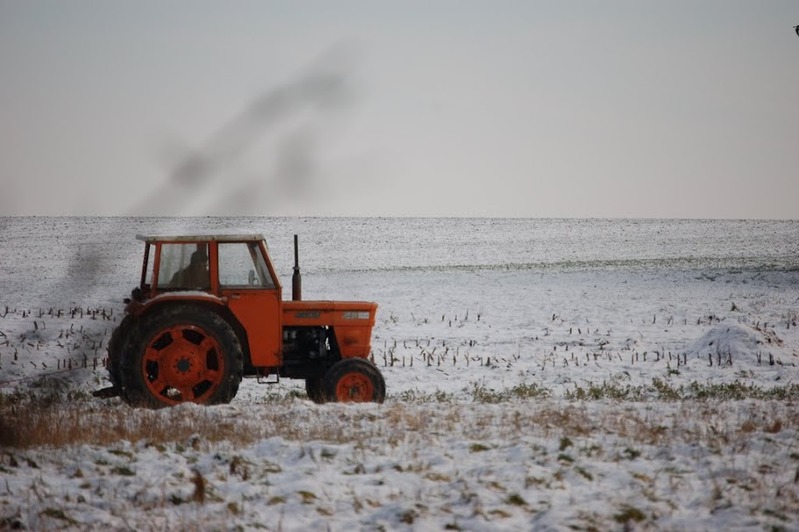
[{"xmin": 1, "ymin": 1, "xmax": 798, "ymax": 219}]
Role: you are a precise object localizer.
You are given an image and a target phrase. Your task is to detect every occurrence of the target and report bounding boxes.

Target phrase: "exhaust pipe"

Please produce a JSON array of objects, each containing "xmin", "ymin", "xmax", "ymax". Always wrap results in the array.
[{"xmin": 292, "ymin": 234, "xmax": 302, "ymax": 301}]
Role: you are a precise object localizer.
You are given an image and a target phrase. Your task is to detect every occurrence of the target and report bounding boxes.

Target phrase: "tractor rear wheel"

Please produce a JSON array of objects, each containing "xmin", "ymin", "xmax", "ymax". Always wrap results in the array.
[
  {"xmin": 120, "ymin": 305, "xmax": 243, "ymax": 408},
  {"xmin": 107, "ymin": 314, "xmax": 133, "ymax": 391},
  {"xmin": 305, "ymin": 375, "xmax": 325, "ymax": 403},
  {"xmin": 322, "ymin": 358, "xmax": 385, "ymax": 403}
]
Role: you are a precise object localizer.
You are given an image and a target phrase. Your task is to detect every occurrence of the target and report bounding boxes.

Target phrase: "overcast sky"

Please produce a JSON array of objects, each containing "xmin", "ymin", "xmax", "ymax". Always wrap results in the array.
[{"xmin": 1, "ymin": 1, "xmax": 798, "ymax": 218}]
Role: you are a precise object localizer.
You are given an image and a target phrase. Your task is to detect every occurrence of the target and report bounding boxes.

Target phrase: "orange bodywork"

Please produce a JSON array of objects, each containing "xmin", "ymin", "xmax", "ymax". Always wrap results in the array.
[
  {"xmin": 282, "ymin": 300, "xmax": 378, "ymax": 360},
  {"xmin": 224, "ymin": 290, "xmax": 282, "ymax": 367},
  {"xmin": 129, "ymin": 293, "xmax": 377, "ymax": 369}
]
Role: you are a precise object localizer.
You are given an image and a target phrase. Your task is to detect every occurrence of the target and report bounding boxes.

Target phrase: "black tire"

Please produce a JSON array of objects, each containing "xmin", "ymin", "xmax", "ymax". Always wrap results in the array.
[
  {"xmin": 305, "ymin": 375, "xmax": 325, "ymax": 403},
  {"xmin": 322, "ymin": 358, "xmax": 386, "ymax": 403},
  {"xmin": 119, "ymin": 305, "xmax": 243, "ymax": 408},
  {"xmin": 107, "ymin": 315, "xmax": 132, "ymax": 391}
]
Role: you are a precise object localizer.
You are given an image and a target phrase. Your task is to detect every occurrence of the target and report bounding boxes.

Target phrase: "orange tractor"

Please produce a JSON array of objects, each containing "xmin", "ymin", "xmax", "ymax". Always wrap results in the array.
[{"xmin": 97, "ymin": 234, "xmax": 385, "ymax": 408}]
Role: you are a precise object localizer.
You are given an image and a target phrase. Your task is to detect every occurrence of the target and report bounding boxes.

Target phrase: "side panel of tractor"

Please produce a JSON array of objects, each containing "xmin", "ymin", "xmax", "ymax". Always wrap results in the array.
[
  {"xmin": 225, "ymin": 291, "xmax": 282, "ymax": 367},
  {"xmin": 282, "ymin": 301, "xmax": 378, "ymax": 359}
]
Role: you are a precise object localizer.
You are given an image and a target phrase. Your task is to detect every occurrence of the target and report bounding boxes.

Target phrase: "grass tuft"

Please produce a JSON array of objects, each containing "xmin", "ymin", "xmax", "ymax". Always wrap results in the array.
[
  {"xmin": 506, "ymin": 493, "xmax": 527, "ymax": 506},
  {"xmin": 614, "ymin": 505, "xmax": 646, "ymax": 524}
]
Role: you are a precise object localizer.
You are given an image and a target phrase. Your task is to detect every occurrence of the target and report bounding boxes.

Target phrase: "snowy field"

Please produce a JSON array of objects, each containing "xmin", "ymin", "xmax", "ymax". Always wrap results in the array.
[{"xmin": 1, "ymin": 217, "xmax": 798, "ymax": 530}]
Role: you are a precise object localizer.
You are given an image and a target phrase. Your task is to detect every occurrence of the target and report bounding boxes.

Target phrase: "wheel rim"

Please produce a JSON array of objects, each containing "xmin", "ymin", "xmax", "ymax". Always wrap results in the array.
[
  {"xmin": 142, "ymin": 324, "xmax": 225, "ymax": 404},
  {"xmin": 335, "ymin": 371, "xmax": 375, "ymax": 402}
]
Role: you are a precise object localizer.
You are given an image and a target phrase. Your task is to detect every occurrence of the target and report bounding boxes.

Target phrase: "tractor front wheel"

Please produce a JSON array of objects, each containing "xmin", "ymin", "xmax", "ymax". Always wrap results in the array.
[
  {"xmin": 322, "ymin": 358, "xmax": 385, "ymax": 403},
  {"xmin": 120, "ymin": 305, "xmax": 243, "ymax": 408}
]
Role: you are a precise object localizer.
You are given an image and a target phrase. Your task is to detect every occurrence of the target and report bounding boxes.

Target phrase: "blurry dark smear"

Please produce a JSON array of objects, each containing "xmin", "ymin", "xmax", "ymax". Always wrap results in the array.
[{"xmin": 139, "ymin": 45, "xmax": 359, "ymax": 216}]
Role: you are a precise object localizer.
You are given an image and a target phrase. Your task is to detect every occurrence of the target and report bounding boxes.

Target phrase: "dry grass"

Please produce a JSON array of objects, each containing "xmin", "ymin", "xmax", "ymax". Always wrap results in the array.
[
  {"xmin": 1, "ymin": 393, "xmax": 796, "ymax": 451},
  {"xmin": 0, "ymin": 400, "xmax": 256, "ymax": 449}
]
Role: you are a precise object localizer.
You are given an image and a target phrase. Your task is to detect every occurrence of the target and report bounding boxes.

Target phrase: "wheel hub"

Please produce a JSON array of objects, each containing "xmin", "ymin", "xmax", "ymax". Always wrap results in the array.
[
  {"xmin": 175, "ymin": 357, "xmax": 192, "ymax": 374},
  {"xmin": 163, "ymin": 342, "xmax": 203, "ymax": 386},
  {"xmin": 337, "ymin": 374, "xmax": 374, "ymax": 401}
]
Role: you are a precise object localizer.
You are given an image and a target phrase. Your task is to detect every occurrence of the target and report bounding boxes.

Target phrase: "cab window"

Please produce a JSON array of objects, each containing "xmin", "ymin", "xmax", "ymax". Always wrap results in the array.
[
  {"xmin": 157, "ymin": 243, "xmax": 210, "ymax": 289},
  {"xmin": 218, "ymin": 242, "xmax": 274, "ymax": 289}
]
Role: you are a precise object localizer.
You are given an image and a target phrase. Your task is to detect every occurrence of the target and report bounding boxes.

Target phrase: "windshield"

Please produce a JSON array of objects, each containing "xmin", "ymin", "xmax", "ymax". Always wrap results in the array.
[{"xmin": 218, "ymin": 242, "xmax": 275, "ymax": 289}]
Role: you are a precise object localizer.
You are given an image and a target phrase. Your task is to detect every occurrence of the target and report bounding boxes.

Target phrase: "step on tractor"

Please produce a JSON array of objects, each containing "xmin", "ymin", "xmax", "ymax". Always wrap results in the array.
[{"xmin": 96, "ymin": 234, "xmax": 385, "ymax": 408}]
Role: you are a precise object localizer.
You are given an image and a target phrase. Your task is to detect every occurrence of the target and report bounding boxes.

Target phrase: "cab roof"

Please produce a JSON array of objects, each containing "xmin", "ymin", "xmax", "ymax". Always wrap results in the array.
[{"xmin": 136, "ymin": 234, "xmax": 266, "ymax": 244}]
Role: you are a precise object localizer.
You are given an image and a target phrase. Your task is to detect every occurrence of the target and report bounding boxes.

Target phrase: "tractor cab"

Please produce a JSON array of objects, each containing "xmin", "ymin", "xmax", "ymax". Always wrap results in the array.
[{"xmin": 132, "ymin": 234, "xmax": 279, "ymax": 300}]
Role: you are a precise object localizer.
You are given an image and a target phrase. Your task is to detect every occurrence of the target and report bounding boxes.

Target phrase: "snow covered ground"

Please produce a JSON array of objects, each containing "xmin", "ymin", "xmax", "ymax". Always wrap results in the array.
[{"xmin": 1, "ymin": 217, "xmax": 798, "ymax": 530}]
